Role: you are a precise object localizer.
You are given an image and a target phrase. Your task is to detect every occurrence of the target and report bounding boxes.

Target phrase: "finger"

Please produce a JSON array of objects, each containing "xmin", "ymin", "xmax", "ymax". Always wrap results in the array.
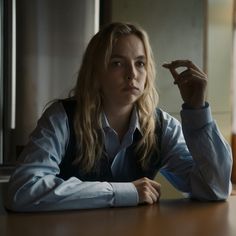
[
  {"xmin": 163, "ymin": 62, "xmax": 184, "ymax": 82},
  {"xmin": 179, "ymin": 68, "xmax": 207, "ymax": 79},
  {"xmin": 140, "ymin": 178, "xmax": 161, "ymax": 203},
  {"xmin": 162, "ymin": 62, "xmax": 172, "ymax": 68},
  {"xmin": 144, "ymin": 193, "xmax": 155, "ymax": 204},
  {"xmin": 164, "ymin": 60, "xmax": 206, "ymax": 77},
  {"xmin": 148, "ymin": 180, "xmax": 161, "ymax": 198},
  {"xmin": 162, "ymin": 65, "xmax": 179, "ymax": 82},
  {"xmin": 149, "ymin": 180, "xmax": 161, "ymax": 192},
  {"xmin": 149, "ymin": 191, "xmax": 158, "ymax": 203},
  {"xmin": 173, "ymin": 68, "xmax": 207, "ymax": 85},
  {"xmin": 149, "ymin": 185, "xmax": 161, "ymax": 201},
  {"xmin": 140, "ymin": 185, "xmax": 154, "ymax": 204},
  {"xmin": 178, "ymin": 69, "xmax": 207, "ymax": 82},
  {"xmin": 166, "ymin": 60, "xmax": 196, "ymax": 70},
  {"xmin": 163, "ymin": 60, "xmax": 190, "ymax": 70},
  {"xmin": 175, "ymin": 74, "xmax": 207, "ymax": 86},
  {"xmin": 143, "ymin": 187, "xmax": 158, "ymax": 204}
]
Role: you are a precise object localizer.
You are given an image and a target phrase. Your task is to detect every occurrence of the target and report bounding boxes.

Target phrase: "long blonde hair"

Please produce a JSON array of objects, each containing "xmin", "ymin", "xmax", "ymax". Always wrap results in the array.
[{"xmin": 72, "ymin": 22, "xmax": 159, "ymax": 172}]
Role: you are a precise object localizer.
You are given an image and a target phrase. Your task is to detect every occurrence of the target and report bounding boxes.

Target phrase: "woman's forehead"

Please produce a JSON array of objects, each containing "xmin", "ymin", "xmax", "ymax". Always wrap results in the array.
[{"xmin": 111, "ymin": 35, "xmax": 146, "ymax": 57}]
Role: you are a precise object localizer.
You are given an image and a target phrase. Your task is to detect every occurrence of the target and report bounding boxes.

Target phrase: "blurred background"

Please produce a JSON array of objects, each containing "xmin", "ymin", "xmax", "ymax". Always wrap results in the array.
[{"xmin": 0, "ymin": 0, "xmax": 235, "ymax": 197}]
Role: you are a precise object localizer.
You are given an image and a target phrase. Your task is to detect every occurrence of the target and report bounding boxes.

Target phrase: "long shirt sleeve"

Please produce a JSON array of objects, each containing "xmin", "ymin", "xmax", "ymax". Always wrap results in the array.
[
  {"xmin": 5, "ymin": 103, "xmax": 138, "ymax": 212},
  {"xmin": 160, "ymin": 104, "xmax": 232, "ymax": 200}
]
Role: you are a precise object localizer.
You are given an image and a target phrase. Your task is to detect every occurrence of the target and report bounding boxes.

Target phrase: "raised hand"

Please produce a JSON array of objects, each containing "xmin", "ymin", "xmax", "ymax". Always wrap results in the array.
[
  {"xmin": 163, "ymin": 60, "xmax": 207, "ymax": 109},
  {"xmin": 132, "ymin": 177, "xmax": 161, "ymax": 204}
]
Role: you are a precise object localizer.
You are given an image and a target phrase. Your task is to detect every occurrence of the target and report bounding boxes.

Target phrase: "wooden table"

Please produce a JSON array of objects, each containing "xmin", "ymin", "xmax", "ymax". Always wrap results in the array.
[{"xmin": 0, "ymin": 183, "xmax": 236, "ymax": 236}]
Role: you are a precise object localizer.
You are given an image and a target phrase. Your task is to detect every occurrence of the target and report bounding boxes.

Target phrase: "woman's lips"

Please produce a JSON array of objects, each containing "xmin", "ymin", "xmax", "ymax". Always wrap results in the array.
[
  {"xmin": 123, "ymin": 85, "xmax": 140, "ymax": 94},
  {"xmin": 123, "ymin": 85, "xmax": 139, "ymax": 91}
]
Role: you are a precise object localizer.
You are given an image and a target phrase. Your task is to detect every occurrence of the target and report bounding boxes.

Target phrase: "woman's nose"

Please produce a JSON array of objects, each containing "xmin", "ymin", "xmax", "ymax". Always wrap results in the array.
[{"xmin": 126, "ymin": 63, "xmax": 136, "ymax": 80}]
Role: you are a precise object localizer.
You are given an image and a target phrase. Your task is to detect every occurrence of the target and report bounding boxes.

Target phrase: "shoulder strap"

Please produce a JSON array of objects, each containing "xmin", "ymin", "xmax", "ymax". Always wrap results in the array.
[
  {"xmin": 57, "ymin": 99, "xmax": 77, "ymax": 180},
  {"xmin": 60, "ymin": 98, "xmax": 77, "ymax": 153},
  {"xmin": 60, "ymin": 98, "xmax": 76, "ymax": 134},
  {"xmin": 156, "ymin": 108, "xmax": 163, "ymax": 151}
]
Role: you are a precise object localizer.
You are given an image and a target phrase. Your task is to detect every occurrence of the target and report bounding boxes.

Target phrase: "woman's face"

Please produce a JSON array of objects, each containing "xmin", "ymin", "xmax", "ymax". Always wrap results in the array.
[{"xmin": 99, "ymin": 34, "xmax": 147, "ymax": 110}]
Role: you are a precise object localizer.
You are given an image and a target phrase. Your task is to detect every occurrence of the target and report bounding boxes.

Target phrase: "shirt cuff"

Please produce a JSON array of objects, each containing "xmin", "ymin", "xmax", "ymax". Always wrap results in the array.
[
  {"xmin": 110, "ymin": 182, "xmax": 138, "ymax": 207},
  {"xmin": 180, "ymin": 102, "xmax": 213, "ymax": 130}
]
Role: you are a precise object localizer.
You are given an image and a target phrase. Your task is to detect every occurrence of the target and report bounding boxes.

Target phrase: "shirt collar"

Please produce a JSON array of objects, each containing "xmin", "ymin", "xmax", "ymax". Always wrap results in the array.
[{"xmin": 101, "ymin": 106, "xmax": 142, "ymax": 134}]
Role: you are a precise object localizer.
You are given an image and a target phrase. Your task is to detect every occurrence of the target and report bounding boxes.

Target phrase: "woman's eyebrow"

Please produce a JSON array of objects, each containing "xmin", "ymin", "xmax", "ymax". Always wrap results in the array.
[
  {"xmin": 110, "ymin": 54, "xmax": 125, "ymax": 59},
  {"xmin": 110, "ymin": 54, "xmax": 146, "ymax": 60},
  {"xmin": 136, "ymin": 55, "xmax": 146, "ymax": 60}
]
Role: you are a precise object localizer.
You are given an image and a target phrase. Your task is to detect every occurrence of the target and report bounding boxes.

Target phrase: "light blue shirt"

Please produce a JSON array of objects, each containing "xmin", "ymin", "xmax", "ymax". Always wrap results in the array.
[
  {"xmin": 102, "ymin": 107, "xmax": 141, "ymax": 174},
  {"xmin": 5, "ymin": 102, "xmax": 233, "ymax": 211}
]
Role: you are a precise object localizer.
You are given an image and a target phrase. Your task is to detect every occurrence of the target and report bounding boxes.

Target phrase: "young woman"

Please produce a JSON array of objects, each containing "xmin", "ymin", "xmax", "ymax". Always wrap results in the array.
[{"xmin": 6, "ymin": 22, "xmax": 232, "ymax": 212}]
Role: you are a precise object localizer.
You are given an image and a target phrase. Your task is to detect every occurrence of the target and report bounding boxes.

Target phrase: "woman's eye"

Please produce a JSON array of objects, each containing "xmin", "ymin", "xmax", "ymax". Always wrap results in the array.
[
  {"xmin": 111, "ymin": 61, "xmax": 123, "ymax": 67},
  {"xmin": 136, "ymin": 61, "xmax": 145, "ymax": 68}
]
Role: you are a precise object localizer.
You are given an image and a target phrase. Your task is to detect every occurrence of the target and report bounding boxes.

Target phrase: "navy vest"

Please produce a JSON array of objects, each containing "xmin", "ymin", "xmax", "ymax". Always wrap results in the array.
[{"xmin": 58, "ymin": 99, "xmax": 163, "ymax": 182}]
